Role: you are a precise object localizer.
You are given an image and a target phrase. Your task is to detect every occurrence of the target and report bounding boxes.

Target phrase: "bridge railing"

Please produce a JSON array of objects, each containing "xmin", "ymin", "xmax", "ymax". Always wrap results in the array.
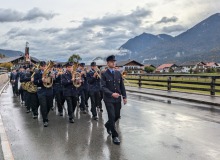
[
  {"xmin": 0, "ymin": 67, "xmax": 8, "ymax": 75},
  {"xmin": 125, "ymin": 74, "xmax": 220, "ymax": 96}
]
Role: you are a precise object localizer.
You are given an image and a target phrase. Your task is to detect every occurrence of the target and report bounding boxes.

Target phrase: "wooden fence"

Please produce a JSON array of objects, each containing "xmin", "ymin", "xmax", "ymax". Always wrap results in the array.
[{"xmin": 126, "ymin": 74, "xmax": 220, "ymax": 96}]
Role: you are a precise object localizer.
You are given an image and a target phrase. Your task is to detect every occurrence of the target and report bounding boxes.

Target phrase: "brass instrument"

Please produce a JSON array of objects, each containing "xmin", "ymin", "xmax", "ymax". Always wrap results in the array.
[
  {"xmin": 72, "ymin": 62, "xmax": 82, "ymax": 88},
  {"xmin": 26, "ymin": 64, "xmax": 40, "ymax": 93},
  {"xmin": 121, "ymin": 70, "xmax": 130, "ymax": 86},
  {"xmin": 57, "ymin": 68, "xmax": 64, "ymax": 75},
  {"xmin": 94, "ymin": 67, "xmax": 101, "ymax": 79},
  {"xmin": 42, "ymin": 61, "xmax": 55, "ymax": 88},
  {"xmin": 122, "ymin": 71, "xmax": 127, "ymax": 78},
  {"xmin": 80, "ymin": 68, "xmax": 87, "ymax": 78},
  {"xmin": 21, "ymin": 82, "xmax": 27, "ymax": 90}
]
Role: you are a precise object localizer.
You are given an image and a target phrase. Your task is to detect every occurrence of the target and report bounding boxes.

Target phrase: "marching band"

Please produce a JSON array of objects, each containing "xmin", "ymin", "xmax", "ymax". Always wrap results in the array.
[{"xmin": 10, "ymin": 55, "xmax": 127, "ymax": 145}]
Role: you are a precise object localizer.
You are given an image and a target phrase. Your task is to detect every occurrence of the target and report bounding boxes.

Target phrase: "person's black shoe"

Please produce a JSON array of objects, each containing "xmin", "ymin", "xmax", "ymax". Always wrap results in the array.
[
  {"xmin": 81, "ymin": 110, "xmax": 87, "ymax": 114},
  {"xmin": 112, "ymin": 137, "xmax": 120, "ymax": 145},
  {"xmin": 33, "ymin": 115, "xmax": 38, "ymax": 119},
  {"xmin": 26, "ymin": 110, "xmax": 30, "ymax": 113},
  {"xmin": 105, "ymin": 124, "xmax": 112, "ymax": 135},
  {"xmin": 59, "ymin": 112, "xmax": 63, "ymax": 116},
  {"xmin": 43, "ymin": 122, "xmax": 48, "ymax": 127},
  {"xmin": 93, "ymin": 116, "xmax": 98, "ymax": 121},
  {"xmin": 69, "ymin": 119, "xmax": 74, "ymax": 123}
]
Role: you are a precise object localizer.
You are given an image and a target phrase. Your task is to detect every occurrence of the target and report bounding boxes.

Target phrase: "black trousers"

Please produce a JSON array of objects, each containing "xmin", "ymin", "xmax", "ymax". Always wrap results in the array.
[
  {"xmin": 79, "ymin": 89, "xmax": 88, "ymax": 110},
  {"xmin": 19, "ymin": 88, "xmax": 24, "ymax": 102},
  {"xmin": 26, "ymin": 92, "xmax": 31, "ymax": 110},
  {"xmin": 55, "ymin": 91, "xmax": 65, "ymax": 113},
  {"xmin": 85, "ymin": 89, "xmax": 89, "ymax": 107},
  {"xmin": 65, "ymin": 96, "xmax": 78, "ymax": 120},
  {"xmin": 89, "ymin": 91, "xmax": 101, "ymax": 117},
  {"xmin": 12, "ymin": 82, "xmax": 19, "ymax": 95},
  {"xmin": 23, "ymin": 90, "xmax": 28, "ymax": 106},
  {"xmin": 38, "ymin": 95, "xmax": 53, "ymax": 122},
  {"xmin": 99, "ymin": 90, "xmax": 103, "ymax": 109},
  {"xmin": 105, "ymin": 102, "xmax": 121, "ymax": 138},
  {"xmin": 28, "ymin": 92, "xmax": 39, "ymax": 116}
]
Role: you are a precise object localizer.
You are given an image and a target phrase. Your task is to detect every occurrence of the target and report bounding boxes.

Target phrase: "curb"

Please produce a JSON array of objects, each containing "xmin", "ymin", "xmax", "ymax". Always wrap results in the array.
[
  {"xmin": 126, "ymin": 88, "xmax": 220, "ymax": 107},
  {"xmin": 0, "ymin": 81, "xmax": 14, "ymax": 160}
]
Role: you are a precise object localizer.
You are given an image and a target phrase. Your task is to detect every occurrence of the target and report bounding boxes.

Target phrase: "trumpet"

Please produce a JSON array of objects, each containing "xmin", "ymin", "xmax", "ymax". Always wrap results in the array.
[
  {"xmin": 80, "ymin": 68, "xmax": 87, "ymax": 77},
  {"xmin": 57, "ymin": 68, "xmax": 64, "ymax": 75},
  {"xmin": 94, "ymin": 68, "xmax": 101, "ymax": 79}
]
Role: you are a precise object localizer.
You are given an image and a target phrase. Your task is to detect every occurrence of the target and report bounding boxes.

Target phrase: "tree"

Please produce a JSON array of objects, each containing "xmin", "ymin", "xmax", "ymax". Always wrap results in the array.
[
  {"xmin": 206, "ymin": 68, "xmax": 216, "ymax": 73},
  {"xmin": 0, "ymin": 62, "xmax": 13, "ymax": 71},
  {"xmin": 68, "ymin": 54, "xmax": 82, "ymax": 63},
  {"xmin": 144, "ymin": 66, "xmax": 155, "ymax": 73}
]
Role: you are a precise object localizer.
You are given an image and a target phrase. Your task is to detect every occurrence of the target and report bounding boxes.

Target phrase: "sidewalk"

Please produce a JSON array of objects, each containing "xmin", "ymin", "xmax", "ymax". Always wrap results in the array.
[
  {"xmin": 126, "ymin": 86, "xmax": 220, "ymax": 106},
  {"xmin": 0, "ymin": 81, "xmax": 14, "ymax": 160}
]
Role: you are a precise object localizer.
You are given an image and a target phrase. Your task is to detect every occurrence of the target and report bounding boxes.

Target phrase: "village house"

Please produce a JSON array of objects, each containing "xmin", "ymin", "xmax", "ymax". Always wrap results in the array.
[
  {"xmin": 205, "ymin": 62, "xmax": 219, "ymax": 69},
  {"xmin": 116, "ymin": 59, "xmax": 144, "ymax": 74},
  {"xmin": 180, "ymin": 62, "xmax": 206, "ymax": 73},
  {"xmin": 155, "ymin": 64, "xmax": 178, "ymax": 73},
  {"xmin": 0, "ymin": 55, "xmax": 40, "ymax": 69}
]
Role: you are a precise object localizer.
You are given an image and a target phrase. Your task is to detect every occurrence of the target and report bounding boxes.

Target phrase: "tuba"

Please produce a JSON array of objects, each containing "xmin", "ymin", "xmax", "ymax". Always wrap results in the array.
[
  {"xmin": 42, "ymin": 61, "xmax": 54, "ymax": 88},
  {"xmin": 72, "ymin": 62, "xmax": 82, "ymax": 88},
  {"xmin": 21, "ymin": 82, "xmax": 27, "ymax": 90},
  {"xmin": 26, "ymin": 64, "xmax": 40, "ymax": 93}
]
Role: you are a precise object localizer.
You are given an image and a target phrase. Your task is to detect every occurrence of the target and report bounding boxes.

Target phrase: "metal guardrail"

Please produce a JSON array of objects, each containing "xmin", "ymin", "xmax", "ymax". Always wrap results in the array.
[
  {"xmin": 0, "ymin": 67, "xmax": 8, "ymax": 75},
  {"xmin": 126, "ymin": 74, "xmax": 220, "ymax": 95}
]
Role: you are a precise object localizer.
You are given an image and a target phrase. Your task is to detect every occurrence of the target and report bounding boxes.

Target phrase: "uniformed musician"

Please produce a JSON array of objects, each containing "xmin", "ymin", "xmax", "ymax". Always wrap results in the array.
[
  {"xmin": 61, "ymin": 62, "xmax": 79, "ymax": 123},
  {"xmin": 87, "ymin": 62, "xmax": 101, "ymax": 120},
  {"xmin": 34, "ymin": 61, "xmax": 54, "ymax": 127},
  {"xmin": 77, "ymin": 63, "xmax": 88, "ymax": 114},
  {"xmin": 54, "ymin": 64, "xmax": 65, "ymax": 116},
  {"xmin": 101, "ymin": 55, "xmax": 127, "ymax": 145}
]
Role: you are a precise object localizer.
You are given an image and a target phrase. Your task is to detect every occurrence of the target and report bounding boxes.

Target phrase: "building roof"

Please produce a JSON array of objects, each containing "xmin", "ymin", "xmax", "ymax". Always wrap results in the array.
[
  {"xmin": 30, "ymin": 56, "xmax": 40, "ymax": 63},
  {"xmin": 156, "ymin": 64, "xmax": 176, "ymax": 70},
  {"xmin": 180, "ymin": 61, "xmax": 206, "ymax": 67},
  {"xmin": 205, "ymin": 62, "xmax": 218, "ymax": 67},
  {"xmin": 0, "ymin": 55, "xmax": 40, "ymax": 64},
  {"xmin": 116, "ymin": 60, "xmax": 143, "ymax": 67},
  {"xmin": 0, "ymin": 56, "xmax": 22, "ymax": 63}
]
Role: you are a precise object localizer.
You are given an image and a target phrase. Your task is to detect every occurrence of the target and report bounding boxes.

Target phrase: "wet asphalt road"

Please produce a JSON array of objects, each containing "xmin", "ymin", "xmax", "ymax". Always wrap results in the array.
[{"xmin": 0, "ymin": 85, "xmax": 220, "ymax": 160}]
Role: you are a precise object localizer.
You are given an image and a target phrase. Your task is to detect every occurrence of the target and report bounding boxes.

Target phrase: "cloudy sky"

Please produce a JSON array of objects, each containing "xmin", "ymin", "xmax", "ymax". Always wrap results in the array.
[{"xmin": 0, "ymin": 0, "xmax": 219, "ymax": 62}]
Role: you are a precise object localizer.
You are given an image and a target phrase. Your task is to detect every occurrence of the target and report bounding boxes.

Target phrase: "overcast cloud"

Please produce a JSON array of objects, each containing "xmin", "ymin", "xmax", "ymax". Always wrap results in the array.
[{"xmin": 0, "ymin": 0, "xmax": 219, "ymax": 62}]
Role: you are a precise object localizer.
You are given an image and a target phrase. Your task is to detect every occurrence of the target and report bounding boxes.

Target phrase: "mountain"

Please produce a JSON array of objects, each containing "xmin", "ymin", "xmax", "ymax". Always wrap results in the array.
[
  {"xmin": 119, "ymin": 33, "xmax": 173, "ymax": 54},
  {"xmin": 0, "ymin": 49, "xmax": 23, "ymax": 57},
  {"xmin": 118, "ymin": 13, "xmax": 220, "ymax": 65}
]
